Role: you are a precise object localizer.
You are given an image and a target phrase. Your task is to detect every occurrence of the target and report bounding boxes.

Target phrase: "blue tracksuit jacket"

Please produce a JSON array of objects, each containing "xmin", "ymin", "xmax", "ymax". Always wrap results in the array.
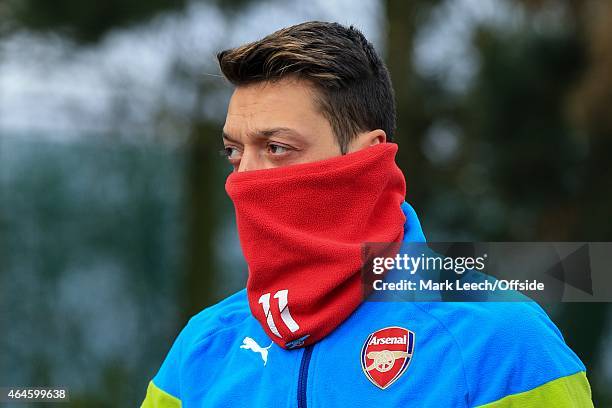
[{"xmin": 142, "ymin": 203, "xmax": 592, "ymax": 407}]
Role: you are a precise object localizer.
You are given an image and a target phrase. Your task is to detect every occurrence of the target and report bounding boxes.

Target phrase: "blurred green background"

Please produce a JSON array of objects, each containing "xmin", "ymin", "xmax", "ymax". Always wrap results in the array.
[{"xmin": 0, "ymin": 0, "xmax": 610, "ymax": 406}]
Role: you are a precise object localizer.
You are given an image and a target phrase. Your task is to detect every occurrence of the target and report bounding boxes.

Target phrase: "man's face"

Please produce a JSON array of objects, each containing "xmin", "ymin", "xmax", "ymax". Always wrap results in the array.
[{"xmin": 222, "ymin": 77, "xmax": 384, "ymax": 172}]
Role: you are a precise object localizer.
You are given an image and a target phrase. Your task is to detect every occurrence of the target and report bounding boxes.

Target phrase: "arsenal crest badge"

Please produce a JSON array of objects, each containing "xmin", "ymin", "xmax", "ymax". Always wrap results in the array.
[{"xmin": 361, "ymin": 326, "xmax": 415, "ymax": 389}]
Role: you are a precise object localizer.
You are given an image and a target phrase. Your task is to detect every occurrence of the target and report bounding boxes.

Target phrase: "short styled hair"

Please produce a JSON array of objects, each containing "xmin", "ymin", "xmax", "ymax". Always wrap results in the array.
[{"xmin": 216, "ymin": 21, "xmax": 396, "ymax": 153}]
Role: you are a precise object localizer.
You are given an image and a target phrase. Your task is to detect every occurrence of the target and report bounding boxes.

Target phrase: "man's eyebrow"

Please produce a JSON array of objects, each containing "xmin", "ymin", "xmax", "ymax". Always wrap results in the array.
[
  {"xmin": 222, "ymin": 131, "xmax": 240, "ymax": 144},
  {"xmin": 222, "ymin": 127, "xmax": 300, "ymax": 142},
  {"xmin": 255, "ymin": 127, "xmax": 298, "ymax": 138}
]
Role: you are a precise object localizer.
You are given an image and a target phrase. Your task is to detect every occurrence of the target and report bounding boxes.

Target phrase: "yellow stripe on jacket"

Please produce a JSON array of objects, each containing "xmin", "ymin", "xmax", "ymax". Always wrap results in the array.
[
  {"xmin": 141, "ymin": 380, "xmax": 181, "ymax": 408},
  {"xmin": 477, "ymin": 371, "xmax": 593, "ymax": 408}
]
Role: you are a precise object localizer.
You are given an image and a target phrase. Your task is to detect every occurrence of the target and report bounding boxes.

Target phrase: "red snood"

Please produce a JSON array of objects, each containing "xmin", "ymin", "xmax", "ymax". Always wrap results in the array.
[{"xmin": 225, "ymin": 143, "xmax": 406, "ymax": 349}]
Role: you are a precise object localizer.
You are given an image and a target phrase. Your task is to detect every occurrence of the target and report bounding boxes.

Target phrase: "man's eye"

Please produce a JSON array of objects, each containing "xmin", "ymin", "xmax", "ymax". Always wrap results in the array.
[
  {"xmin": 267, "ymin": 144, "xmax": 289, "ymax": 155},
  {"xmin": 222, "ymin": 147, "xmax": 241, "ymax": 159}
]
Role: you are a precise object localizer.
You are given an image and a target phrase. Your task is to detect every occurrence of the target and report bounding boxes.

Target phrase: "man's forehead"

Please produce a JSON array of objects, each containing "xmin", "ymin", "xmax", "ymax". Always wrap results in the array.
[
  {"xmin": 227, "ymin": 78, "xmax": 318, "ymax": 112},
  {"xmin": 223, "ymin": 79, "xmax": 324, "ymax": 140}
]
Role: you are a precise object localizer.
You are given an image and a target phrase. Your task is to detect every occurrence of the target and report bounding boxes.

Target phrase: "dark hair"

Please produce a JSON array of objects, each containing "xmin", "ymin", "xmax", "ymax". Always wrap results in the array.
[{"xmin": 216, "ymin": 21, "xmax": 396, "ymax": 153}]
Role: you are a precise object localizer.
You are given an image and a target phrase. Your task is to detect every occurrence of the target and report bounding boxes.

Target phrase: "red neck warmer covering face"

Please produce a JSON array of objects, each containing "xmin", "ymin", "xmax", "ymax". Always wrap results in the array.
[{"xmin": 225, "ymin": 143, "xmax": 406, "ymax": 349}]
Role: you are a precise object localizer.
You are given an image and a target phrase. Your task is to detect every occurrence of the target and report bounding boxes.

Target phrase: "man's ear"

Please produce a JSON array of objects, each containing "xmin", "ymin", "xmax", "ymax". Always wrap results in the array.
[{"xmin": 347, "ymin": 129, "xmax": 387, "ymax": 153}]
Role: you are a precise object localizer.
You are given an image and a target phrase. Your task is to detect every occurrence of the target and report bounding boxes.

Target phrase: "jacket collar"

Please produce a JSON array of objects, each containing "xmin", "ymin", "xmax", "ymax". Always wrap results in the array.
[{"xmin": 401, "ymin": 201, "xmax": 426, "ymax": 243}]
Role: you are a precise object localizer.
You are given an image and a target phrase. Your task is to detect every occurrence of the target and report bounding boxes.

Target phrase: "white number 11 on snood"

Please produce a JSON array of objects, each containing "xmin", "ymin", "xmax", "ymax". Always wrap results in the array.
[{"xmin": 225, "ymin": 143, "xmax": 407, "ymax": 349}]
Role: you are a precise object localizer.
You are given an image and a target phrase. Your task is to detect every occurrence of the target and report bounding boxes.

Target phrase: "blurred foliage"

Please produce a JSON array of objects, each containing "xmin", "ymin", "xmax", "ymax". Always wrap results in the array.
[
  {"xmin": 4, "ymin": 0, "xmax": 187, "ymax": 42},
  {"xmin": 3, "ymin": 0, "xmax": 259, "ymax": 42},
  {"xmin": 386, "ymin": 0, "xmax": 611, "ymax": 404},
  {"xmin": 2, "ymin": 0, "xmax": 611, "ymax": 406},
  {"xmin": 0, "ymin": 138, "xmax": 186, "ymax": 405}
]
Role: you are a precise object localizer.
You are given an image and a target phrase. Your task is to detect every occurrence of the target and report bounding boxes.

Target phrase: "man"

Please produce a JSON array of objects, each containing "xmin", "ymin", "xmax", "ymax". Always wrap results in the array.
[{"xmin": 141, "ymin": 21, "xmax": 592, "ymax": 407}]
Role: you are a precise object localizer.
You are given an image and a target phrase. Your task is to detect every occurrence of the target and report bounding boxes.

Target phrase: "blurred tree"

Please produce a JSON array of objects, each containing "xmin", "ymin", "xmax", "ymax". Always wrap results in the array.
[
  {"xmin": 563, "ymin": 2, "xmax": 612, "ymax": 404},
  {"xmin": 385, "ymin": 0, "xmax": 439, "ymax": 206},
  {"xmin": 3, "ymin": 0, "xmax": 255, "ymax": 42},
  {"xmin": 2, "ymin": 0, "xmax": 258, "ymax": 324},
  {"xmin": 180, "ymin": 71, "xmax": 226, "ymax": 321},
  {"xmin": 5, "ymin": 0, "xmax": 187, "ymax": 43},
  {"xmin": 386, "ymin": 0, "xmax": 611, "ymax": 404},
  {"xmin": 0, "ymin": 1, "xmax": 253, "ymax": 405}
]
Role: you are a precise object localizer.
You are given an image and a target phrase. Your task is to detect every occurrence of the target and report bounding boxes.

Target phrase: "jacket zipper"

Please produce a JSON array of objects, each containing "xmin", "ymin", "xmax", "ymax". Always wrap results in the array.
[{"xmin": 297, "ymin": 345, "xmax": 314, "ymax": 408}]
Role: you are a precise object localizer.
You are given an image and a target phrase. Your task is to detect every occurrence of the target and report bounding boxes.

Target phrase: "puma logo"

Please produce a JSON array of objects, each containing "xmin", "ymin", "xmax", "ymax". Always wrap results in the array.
[{"xmin": 240, "ymin": 337, "xmax": 273, "ymax": 366}]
